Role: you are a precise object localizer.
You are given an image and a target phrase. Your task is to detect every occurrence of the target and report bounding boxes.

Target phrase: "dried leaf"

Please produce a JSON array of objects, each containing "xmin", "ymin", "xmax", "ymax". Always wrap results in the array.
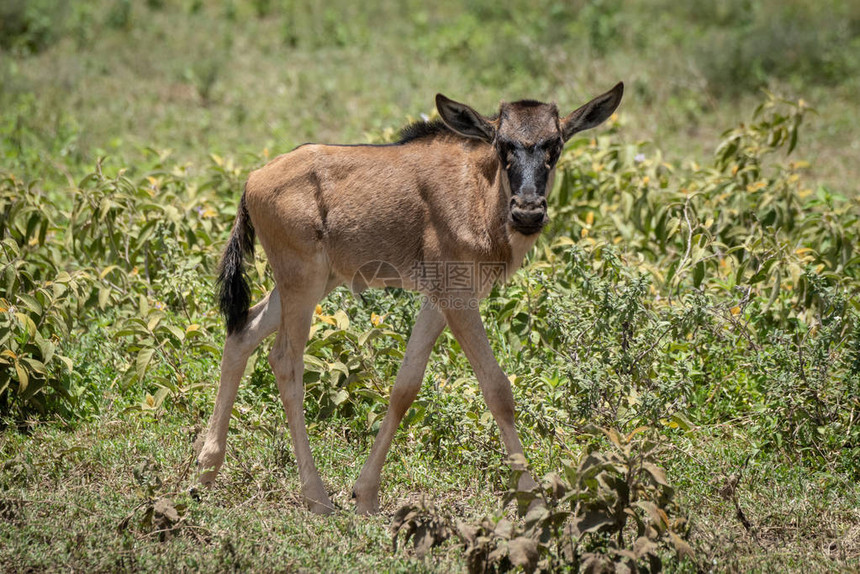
[
  {"xmin": 624, "ymin": 425, "xmax": 649, "ymax": 442},
  {"xmin": 633, "ymin": 535, "xmax": 658, "ymax": 558},
  {"xmin": 580, "ymin": 553, "xmax": 610, "ymax": 574},
  {"xmin": 153, "ymin": 497, "xmax": 180, "ymax": 524},
  {"xmin": 670, "ymin": 531, "xmax": 695, "ymax": 560},
  {"xmin": 493, "ymin": 518, "xmax": 514, "ymax": 539},
  {"xmin": 414, "ymin": 524, "xmax": 433, "ymax": 557},
  {"xmin": 575, "ymin": 508, "xmax": 614, "ymax": 535},
  {"xmin": 508, "ymin": 536, "xmax": 538, "ymax": 572},
  {"xmin": 641, "ymin": 462, "xmax": 670, "ymax": 487},
  {"xmin": 635, "ymin": 500, "xmax": 662, "ymax": 527},
  {"xmin": 455, "ymin": 520, "xmax": 478, "ymax": 545},
  {"xmin": 604, "ymin": 428, "xmax": 622, "ymax": 448},
  {"xmin": 546, "ymin": 472, "xmax": 568, "ymax": 499},
  {"xmin": 14, "ymin": 361, "xmax": 28, "ymax": 393}
]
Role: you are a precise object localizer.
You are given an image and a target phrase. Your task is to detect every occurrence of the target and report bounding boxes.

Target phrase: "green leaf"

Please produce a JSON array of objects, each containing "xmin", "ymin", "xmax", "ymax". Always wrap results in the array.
[
  {"xmin": 36, "ymin": 333, "xmax": 55, "ymax": 364},
  {"xmin": 329, "ymin": 360, "xmax": 349, "ymax": 381},
  {"xmin": 358, "ymin": 328, "xmax": 381, "ymax": 347},
  {"xmin": 57, "ymin": 355, "xmax": 74, "ymax": 372},
  {"xmin": 14, "ymin": 313, "xmax": 37, "ymax": 339},
  {"xmin": 98, "ymin": 197, "xmax": 112, "ymax": 220},
  {"xmin": 693, "ymin": 261, "xmax": 705, "ymax": 288},
  {"xmin": 668, "ymin": 412, "xmax": 695, "ymax": 431},
  {"xmin": 21, "ymin": 357, "xmax": 48, "ymax": 376},
  {"xmin": 333, "ymin": 309, "xmax": 350, "ymax": 330},
  {"xmin": 331, "ymin": 388, "xmax": 349, "ymax": 406},
  {"xmin": 16, "ymin": 293, "xmax": 43, "ymax": 315},
  {"xmin": 98, "ymin": 285, "xmax": 111, "ymax": 309},
  {"xmin": 303, "ymin": 354, "xmax": 327, "ymax": 372},
  {"xmin": 164, "ymin": 324, "xmax": 185, "ymax": 343},
  {"xmin": 136, "ymin": 347, "xmax": 156, "ymax": 381},
  {"xmin": 139, "ymin": 294, "xmax": 150, "ymax": 315},
  {"xmin": 152, "ymin": 386, "xmax": 170, "ymax": 409}
]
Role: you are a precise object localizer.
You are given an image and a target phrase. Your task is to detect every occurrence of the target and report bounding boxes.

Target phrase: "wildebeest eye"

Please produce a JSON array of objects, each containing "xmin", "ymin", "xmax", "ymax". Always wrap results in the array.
[
  {"xmin": 497, "ymin": 142, "xmax": 515, "ymax": 169},
  {"xmin": 538, "ymin": 139, "xmax": 563, "ymax": 167}
]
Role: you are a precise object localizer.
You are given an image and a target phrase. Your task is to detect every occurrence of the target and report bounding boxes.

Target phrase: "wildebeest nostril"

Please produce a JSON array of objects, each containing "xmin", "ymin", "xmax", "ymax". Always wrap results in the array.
[
  {"xmin": 512, "ymin": 195, "xmax": 546, "ymax": 212},
  {"xmin": 511, "ymin": 207, "xmax": 545, "ymax": 227}
]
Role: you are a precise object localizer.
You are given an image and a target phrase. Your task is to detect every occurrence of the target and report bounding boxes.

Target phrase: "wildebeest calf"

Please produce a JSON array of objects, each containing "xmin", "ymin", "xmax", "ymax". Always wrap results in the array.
[{"xmin": 197, "ymin": 83, "xmax": 624, "ymax": 514}]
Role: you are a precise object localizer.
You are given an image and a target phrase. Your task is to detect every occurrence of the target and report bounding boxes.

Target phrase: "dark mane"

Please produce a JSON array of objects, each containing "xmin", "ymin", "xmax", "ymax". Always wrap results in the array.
[
  {"xmin": 396, "ymin": 119, "xmax": 454, "ymax": 144},
  {"xmin": 396, "ymin": 114, "xmax": 501, "ymax": 144}
]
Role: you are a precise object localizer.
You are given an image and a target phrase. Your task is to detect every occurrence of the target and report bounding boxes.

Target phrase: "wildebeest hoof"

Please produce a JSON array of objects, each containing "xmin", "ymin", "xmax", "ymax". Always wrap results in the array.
[
  {"xmin": 353, "ymin": 495, "xmax": 380, "ymax": 515},
  {"xmin": 306, "ymin": 497, "xmax": 336, "ymax": 515}
]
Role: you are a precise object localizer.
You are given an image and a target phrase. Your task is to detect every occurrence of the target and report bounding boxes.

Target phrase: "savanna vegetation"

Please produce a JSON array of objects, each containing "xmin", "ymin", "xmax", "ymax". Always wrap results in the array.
[{"xmin": 1, "ymin": 0, "xmax": 858, "ymax": 572}]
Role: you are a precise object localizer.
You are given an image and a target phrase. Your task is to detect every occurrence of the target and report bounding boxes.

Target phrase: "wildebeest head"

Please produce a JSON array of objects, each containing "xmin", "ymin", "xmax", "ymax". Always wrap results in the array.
[{"xmin": 436, "ymin": 82, "xmax": 624, "ymax": 235}]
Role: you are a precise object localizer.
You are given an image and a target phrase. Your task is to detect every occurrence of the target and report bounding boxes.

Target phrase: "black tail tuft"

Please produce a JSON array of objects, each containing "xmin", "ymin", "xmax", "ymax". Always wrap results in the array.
[{"xmin": 217, "ymin": 191, "xmax": 255, "ymax": 334}]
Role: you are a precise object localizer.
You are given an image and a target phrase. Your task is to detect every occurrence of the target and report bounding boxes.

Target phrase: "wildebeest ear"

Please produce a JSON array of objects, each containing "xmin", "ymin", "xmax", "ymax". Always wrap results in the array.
[
  {"xmin": 436, "ymin": 94, "xmax": 495, "ymax": 143},
  {"xmin": 561, "ymin": 82, "xmax": 624, "ymax": 141}
]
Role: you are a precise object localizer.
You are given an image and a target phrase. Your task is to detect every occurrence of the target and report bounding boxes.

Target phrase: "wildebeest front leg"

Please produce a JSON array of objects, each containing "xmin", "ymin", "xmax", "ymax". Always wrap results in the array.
[
  {"xmin": 353, "ymin": 302, "xmax": 446, "ymax": 514},
  {"xmin": 441, "ymin": 305, "xmax": 539, "ymax": 493}
]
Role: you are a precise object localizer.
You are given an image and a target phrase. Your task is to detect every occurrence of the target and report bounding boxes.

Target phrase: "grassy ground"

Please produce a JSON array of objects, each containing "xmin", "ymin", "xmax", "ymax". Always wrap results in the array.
[
  {"xmin": 2, "ymin": 1, "xmax": 859, "ymax": 192},
  {"xmin": 0, "ymin": 412, "xmax": 479, "ymax": 572},
  {"xmin": 1, "ymin": 1, "xmax": 859, "ymax": 572},
  {"xmin": 2, "ymin": 407, "xmax": 858, "ymax": 572}
]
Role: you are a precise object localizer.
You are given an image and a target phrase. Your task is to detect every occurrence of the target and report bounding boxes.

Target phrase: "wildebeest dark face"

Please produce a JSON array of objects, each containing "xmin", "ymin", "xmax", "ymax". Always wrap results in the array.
[
  {"xmin": 435, "ymin": 82, "xmax": 624, "ymax": 236},
  {"xmin": 495, "ymin": 101, "xmax": 564, "ymax": 234}
]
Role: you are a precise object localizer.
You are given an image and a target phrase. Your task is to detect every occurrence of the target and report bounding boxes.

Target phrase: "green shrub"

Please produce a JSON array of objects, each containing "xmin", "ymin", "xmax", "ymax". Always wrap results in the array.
[
  {"xmin": 688, "ymin": 0, "xmax": 860, "ymax": 96},
  {"xmin": 0, "ymin": 89, "xmax": 857, "ymax": 477},
  {"xmin": 0, "ymin": 0, "xmax": 60, "ymax": 54},
  {"xmin": 533, "ymin": 93, "xmax": 860, "ymax": 468}
]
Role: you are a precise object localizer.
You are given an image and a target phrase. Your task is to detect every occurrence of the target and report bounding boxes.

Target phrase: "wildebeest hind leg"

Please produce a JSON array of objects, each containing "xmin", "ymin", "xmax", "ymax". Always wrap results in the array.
[
  {"xmin": 198, "ymin": 289, "xmax": 281, "ymax": 485},
  {"xmin": 269, "ymin": 271, "xmax": 334, "ymax": 514}
]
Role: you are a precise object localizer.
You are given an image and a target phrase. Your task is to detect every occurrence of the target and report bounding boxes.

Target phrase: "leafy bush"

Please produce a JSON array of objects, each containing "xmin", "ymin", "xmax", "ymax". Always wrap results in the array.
[
  {"xmin": 1, "ymin": 91, "xmax": 857, "ymax": 478},
  {"xmin": 392, "ymin": 427, "xmax": 694, "ymax": 573},
  {"xmin": 0, "ymin": 155, "xmax": 231, "ymax": 418},
  {"xmin": 0, "ymin": 0, "xmax": 60, "ymax": 54},
  {"xmin": 0, "ymin": 175, "xmax": 89, "ymax": 416},
  {"xmin": 516, "ymin": 94, "xmax": 859, "ymax": 469}
]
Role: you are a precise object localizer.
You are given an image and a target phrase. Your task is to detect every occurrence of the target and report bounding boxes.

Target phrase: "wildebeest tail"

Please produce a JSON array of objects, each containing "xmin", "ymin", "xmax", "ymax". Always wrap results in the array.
[{"xmin": 217, "ymin": 190, "xmax": 255, "ymax": 334}]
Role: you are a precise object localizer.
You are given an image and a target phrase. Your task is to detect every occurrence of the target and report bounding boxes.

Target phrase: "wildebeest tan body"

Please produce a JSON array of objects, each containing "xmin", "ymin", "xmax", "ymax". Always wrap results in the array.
[{"xmin": 197, "ymin": 84, "xmax": 623, "ymax": 514}]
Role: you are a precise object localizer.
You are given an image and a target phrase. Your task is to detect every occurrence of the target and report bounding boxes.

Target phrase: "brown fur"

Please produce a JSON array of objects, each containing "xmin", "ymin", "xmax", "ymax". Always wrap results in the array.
[
  {"xmin": 248, "ymin": 137, "xmax": 515, "ymax": 286},
  {"xmin": 198, "ymin": 83, "xmax": 623, "ymax": 514}
]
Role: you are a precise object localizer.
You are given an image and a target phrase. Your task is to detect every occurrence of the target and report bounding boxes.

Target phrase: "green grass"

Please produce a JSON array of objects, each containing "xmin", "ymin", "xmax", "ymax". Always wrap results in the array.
[
  {"xmin": 2, "ymin": 408, "xmax": 857, "ymax": 571},
  {"xmin": 0, "ymin": 409, "xmax": 484, "ymax": 572},
  {"xmin": 2, "ymin": 0, "xmax": 859, "ymax": 192}
]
